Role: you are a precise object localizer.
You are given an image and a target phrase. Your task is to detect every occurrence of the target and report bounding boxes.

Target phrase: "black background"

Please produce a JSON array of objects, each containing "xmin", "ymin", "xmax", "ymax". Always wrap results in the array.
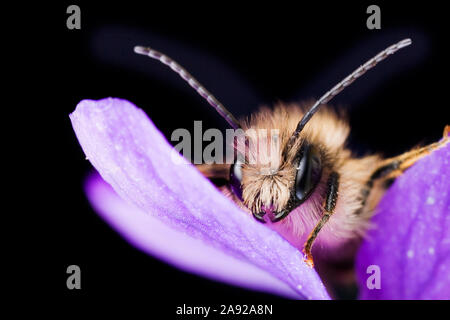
[{"xmin": 25, "ymin": 0, "xmax": 449, "ymax": 310}]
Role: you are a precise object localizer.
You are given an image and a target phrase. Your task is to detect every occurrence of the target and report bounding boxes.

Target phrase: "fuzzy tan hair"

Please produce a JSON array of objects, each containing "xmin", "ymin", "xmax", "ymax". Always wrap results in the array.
[
  {"xmin": 237, "ymin": 102, "xmax": 352, "ymax": 212},
  {"xmin": 199, "ymin": 102, "xmax": 385, "ymax": 251}
]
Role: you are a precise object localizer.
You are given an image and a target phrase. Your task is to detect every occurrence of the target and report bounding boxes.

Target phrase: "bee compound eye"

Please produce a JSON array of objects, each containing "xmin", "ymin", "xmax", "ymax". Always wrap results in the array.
[
  {"xmin": 230, "ymin": 159, "xmax": 244, "ymax": 201},
  {"xmin": 295, "ymin": 145, "xmax": 322, "ymax": 202}
]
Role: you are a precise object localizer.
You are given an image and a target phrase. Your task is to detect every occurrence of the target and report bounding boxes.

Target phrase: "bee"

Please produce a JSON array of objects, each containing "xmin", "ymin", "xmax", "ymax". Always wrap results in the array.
[{"xmin": 134, "ymin": 39, "xmax": 449, "ymax": 268}]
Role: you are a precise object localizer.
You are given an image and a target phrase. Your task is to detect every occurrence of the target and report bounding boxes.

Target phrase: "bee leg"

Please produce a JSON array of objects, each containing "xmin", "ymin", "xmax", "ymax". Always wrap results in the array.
[
  {"xmin": 302, "ymin": 172, "xmax": 340, "ymax": 268},
  {"xmin": 196, "ymin": 163, "xmax": 231, "ymax": 180},
  {"xmin": 356, "ymin": 125, "xmax": 449, "ymax": 212},
  {"xmin": 195, "ymin": 163, "xmax": 231, "ymax": 187},
  {"xmin": 371, "ymin": 125, "xmax": 449, "ymax": 182}
]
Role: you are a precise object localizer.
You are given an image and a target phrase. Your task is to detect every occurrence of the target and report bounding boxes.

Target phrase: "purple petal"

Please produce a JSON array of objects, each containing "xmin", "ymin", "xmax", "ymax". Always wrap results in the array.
[
  {"xmin": 357, "ymin": 139, "xmax": 450, "ymax": 299},
  {"xmin": 70, "ymin": 97, "xmax": 330, "ymax": 300},
  {"xmin": 85, "ymin": 172, "xmax": 298, "ymax": 298}
]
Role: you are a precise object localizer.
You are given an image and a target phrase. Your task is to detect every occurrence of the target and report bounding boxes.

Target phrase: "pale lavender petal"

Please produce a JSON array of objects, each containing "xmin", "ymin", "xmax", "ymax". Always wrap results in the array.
[
  {"xmin": 357, "ymin": 139, "xmax": 450, "ymax": 299},
  {"xmin": 85, "ymin": 172, "xmax": 298, "ymax": 298},
  {"xmin": 70, "ymin": 97, "xmax": 330, "ymax": 300}
]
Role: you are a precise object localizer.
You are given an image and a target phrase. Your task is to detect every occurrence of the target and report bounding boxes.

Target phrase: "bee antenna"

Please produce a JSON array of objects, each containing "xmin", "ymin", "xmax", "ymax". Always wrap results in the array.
[
  {"xmin": 134, "ymin": 46, "xmax": 241, "ymax": 129},
  {"xmin": 291, "ymin": 38, "xmax": 412, "ymax": 141}
]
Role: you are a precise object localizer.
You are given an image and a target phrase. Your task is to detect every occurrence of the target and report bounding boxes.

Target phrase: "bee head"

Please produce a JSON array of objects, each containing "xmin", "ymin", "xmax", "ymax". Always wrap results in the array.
[
  {"xmin": 230, "ymin": 113, "xmax": 323, "ymax": 223},
  {"xmin": 135, "ymin": 39, "xmax": 413, "ymax": 223}
]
